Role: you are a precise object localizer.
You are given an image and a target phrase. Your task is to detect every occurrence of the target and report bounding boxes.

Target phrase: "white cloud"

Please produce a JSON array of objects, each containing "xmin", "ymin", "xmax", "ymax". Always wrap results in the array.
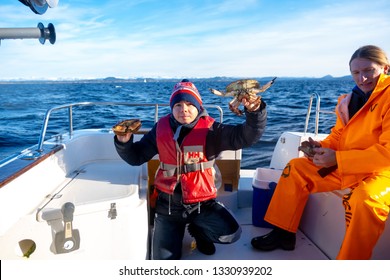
[{"xmin": 1, "ymin": 0, "xmax": 390, "ymax": 79}]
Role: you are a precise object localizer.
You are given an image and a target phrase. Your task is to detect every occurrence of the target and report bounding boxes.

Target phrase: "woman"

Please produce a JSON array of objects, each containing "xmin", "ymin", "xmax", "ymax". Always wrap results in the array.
[
  {"xmin": 251, "ymin": 45, "xmax": 390, "ymax": 259},
  {"xmin": 114, "ymin": 79, "xmax": 267, "ymax": 259}
]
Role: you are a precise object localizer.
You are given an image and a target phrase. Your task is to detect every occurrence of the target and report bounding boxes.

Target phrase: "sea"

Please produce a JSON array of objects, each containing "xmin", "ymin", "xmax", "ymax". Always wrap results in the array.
[{"xmin": 0, "ymin": 78, "xmax": 355, "ymax": 169}]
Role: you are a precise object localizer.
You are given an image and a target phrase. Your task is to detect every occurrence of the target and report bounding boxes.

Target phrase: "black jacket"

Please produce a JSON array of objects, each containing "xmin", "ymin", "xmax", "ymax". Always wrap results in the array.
[{"xmin": 114, "ymin": 105, "xmax": 267, "ymax": 165}]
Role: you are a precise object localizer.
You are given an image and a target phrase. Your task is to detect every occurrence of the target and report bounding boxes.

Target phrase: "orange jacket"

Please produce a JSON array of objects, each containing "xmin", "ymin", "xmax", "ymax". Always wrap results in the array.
[{"xmin": 320, "ymin": 74, "xmax": 390, "ymax": 188}]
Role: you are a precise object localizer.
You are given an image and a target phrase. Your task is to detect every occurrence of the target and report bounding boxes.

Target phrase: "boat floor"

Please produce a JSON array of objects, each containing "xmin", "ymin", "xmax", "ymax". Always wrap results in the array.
[
  {"xmin": 52, "ymin": 161, "xmax": 329, "ymax": 260},
  {"xmin": 181, "ymin": 207, "xmax": 329, "ymax": 260}
]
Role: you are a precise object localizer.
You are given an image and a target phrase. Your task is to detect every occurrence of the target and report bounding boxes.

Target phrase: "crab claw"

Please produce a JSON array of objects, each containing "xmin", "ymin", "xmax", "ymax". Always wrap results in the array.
[
  {"xmin": 229, "ymin": 104, "xmax": 244, "ymax": 116},
  {"xmin": 259, "ymin": 77, "xmax": 277, "ymax": 92},
  {"xmin": 209, "ymin": 88, "xmax": 237, "ymax": 97},
  {"xmin": 229, "ymin": 98, "xmax": 244, "ymax": 116},
  {"xmin": 209, "ymin": 88, "xmax": 225, "ymax": 96}
]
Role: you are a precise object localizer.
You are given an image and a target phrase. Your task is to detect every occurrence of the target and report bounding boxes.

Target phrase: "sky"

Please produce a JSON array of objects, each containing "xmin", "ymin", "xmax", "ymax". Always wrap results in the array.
[{"xmin": 1, "ymin": 0, "xmax": 390, "ymax": 80}]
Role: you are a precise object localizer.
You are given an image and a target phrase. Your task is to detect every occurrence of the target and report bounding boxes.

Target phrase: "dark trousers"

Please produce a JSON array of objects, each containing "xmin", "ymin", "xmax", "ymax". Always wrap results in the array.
[{"xmin": 151, "ymin": 191, "xmax": 241, "ymax": 260}]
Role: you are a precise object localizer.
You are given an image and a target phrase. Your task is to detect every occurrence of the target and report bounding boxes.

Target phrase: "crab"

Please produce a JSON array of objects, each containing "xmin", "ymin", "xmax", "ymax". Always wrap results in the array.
[
  {"xmin": 298, "ymin": 141, "xmax": 316, "ymax": 158},
  {"xmin": 298, "ymin": 137, "xmax": 323, "ymax": 158},
  {"xmin": 209, "ymin": 77, "xmax": 277, "ymax": 116},
  {"xmin": 112, "ymin": 119, "xmax": 142, "ymax": 136}
]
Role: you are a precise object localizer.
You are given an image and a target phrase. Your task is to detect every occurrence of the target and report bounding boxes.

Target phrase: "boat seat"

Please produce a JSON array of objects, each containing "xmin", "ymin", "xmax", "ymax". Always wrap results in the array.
[
  {"xmin": 147, "ymin": 150, "xmax": 242, "ymax": 190},
  {"xmin": 300, "ymin": 188, "xmax": 390, "ymax": 259}
]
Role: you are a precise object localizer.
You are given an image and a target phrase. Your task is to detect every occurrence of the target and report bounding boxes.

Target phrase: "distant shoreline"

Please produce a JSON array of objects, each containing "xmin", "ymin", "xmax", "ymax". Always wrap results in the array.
[{"xmin": 0, "ymin": 75, "xmax": 352, "ymax": 84}]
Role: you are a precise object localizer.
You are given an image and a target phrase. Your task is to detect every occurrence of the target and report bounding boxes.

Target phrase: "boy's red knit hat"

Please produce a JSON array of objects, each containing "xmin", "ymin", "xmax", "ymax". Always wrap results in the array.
[{"xmin": 169, "ymin": 79, "xmax": 202, "ymax": 112}]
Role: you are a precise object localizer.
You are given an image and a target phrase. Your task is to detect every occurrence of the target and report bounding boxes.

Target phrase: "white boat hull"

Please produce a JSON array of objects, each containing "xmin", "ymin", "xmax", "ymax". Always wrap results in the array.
[{"xmin": 0, "ymin": 130, "xmax": 149, "ymax": 259}]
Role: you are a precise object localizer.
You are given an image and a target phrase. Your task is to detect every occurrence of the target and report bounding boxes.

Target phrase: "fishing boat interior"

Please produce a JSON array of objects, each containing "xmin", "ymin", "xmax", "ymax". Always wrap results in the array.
[
  {"xmin": 1, "ymin": 98, "xmax": 389, "ymax": 260},
  {"xmin": 1, "ymin": 0, "xmax": 389, "ymax": 261}
]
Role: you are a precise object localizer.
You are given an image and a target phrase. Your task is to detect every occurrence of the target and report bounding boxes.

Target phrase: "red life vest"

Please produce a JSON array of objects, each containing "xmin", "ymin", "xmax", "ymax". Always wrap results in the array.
[{"xmin": 154, "ymin": 115, "xmax": 216, "ymax": 204}]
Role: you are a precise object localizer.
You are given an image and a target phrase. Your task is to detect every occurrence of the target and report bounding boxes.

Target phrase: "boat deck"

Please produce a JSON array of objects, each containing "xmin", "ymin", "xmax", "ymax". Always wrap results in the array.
[
  {"xmin": 180, "ymin": 170, "xmax": 329, "ymax": 260},
  {"xmin": 181, "ymin": 207, "xmax": 329, "ymax": 260},
  {"xmin": 1, "ymin": 155, "xmax": 328, "ymax": 260},
  {"xmin": 2, "ymin": 129, "xmax": 389, "ymax": 260}
]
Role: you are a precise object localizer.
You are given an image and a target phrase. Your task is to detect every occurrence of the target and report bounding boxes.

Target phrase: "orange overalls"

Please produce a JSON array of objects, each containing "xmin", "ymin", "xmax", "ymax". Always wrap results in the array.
[{"xmin": 264, "ymin": 74, "xmax": 390, "ymax": 259}]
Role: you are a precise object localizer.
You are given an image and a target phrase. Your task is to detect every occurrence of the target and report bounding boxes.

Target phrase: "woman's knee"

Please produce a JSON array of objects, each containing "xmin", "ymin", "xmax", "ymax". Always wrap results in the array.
[{"xmin": 344, "ymin": 182, "xmax": 390, "ymax": 222}]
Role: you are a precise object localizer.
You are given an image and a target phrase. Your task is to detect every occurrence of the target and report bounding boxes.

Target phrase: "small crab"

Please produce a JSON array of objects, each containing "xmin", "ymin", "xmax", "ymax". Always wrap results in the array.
[
  {"xmin": 209, "ymin": 77, "xmax": 277, "ymax": 116},
  {"xmin": 298, "ymin": 137, "xmax": 323, "ymax": 158},
  {"xmin": 298, "ymin": 141, "xmax": 316, "ymax": 158},
  {"xmin": 112, "ymin": 119, "xmax": 142, "ymax": 136}
]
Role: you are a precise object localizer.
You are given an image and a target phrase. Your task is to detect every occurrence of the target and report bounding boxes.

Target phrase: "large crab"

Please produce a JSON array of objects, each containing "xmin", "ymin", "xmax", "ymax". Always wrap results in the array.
[
  {"xmin": 112, "ymin": 119, "xmax": 142, "ymax": 136},
  {"xmin": 209, "ymin": 77, "xmax": 277, "ymax": 116}
]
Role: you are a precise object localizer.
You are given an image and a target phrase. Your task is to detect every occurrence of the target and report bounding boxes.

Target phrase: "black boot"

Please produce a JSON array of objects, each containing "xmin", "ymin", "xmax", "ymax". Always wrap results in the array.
[
  {"xmin": 251, "ymin": 227, "xmax": 296, "ymax": 251},
  {"xmin": 188, "ymin": 224, "xmax": 216, "ymax": 255},
  {"xmin": 195, "ymin": 238, "xmax": 216, "ymax": 255}
]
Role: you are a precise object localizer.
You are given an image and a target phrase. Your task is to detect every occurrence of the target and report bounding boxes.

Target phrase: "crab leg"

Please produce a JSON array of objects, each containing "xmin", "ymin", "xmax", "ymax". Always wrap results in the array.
[
  {"xmin": 209, "ymin": 88, "xmax": 226, "ymax": 96},
  {"xmin": 259, "ymin": 77, "xmax": 277, "ymax": 92},
  {"xmin": 229, "ymin": 97, "xmax": 240, "ymax": 108}
]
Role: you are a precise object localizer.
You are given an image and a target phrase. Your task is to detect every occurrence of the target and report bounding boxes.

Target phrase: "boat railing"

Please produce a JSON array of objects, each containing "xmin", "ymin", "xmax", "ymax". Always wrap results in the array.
[
  {"xmin": 36, "ymin": 102, "xmax": 224, "ymax": 153},
  {"xmin": 304, "ymin": 93, "xmax": 335, "ymax": 135}
]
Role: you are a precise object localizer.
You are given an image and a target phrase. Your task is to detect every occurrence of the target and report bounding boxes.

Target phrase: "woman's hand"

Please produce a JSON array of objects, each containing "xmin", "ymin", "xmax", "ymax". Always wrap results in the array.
[
  {"xmin": 307, "ymin": 137, "xmax": 321, "ymax": 148},
  {"xmin": 298, "ymin": 137, "xmax": 321, "ymax": 159},
  {"xmin": 312, "ymin": 147, "xmax": 337, "ymax": 168}
]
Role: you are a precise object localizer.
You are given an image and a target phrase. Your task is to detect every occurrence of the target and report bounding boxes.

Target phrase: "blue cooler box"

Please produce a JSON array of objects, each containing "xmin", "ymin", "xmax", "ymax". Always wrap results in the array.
[{"xmin": 251, "ymin": 168, "xmax": 281, "ymax": 228}]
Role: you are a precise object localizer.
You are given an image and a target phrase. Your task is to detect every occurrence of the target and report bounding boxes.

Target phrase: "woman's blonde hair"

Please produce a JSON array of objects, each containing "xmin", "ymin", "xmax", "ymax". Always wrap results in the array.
[{"xmin": 350, "ymin": 45, "xmax": 390, "ymax": 73}]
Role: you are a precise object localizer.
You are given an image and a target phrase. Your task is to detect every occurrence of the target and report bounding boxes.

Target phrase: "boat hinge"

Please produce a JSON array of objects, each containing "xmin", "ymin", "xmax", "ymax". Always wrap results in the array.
[{"xmin": 108, "ymin": 203, "xmax": 117, "ymax": 220}]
